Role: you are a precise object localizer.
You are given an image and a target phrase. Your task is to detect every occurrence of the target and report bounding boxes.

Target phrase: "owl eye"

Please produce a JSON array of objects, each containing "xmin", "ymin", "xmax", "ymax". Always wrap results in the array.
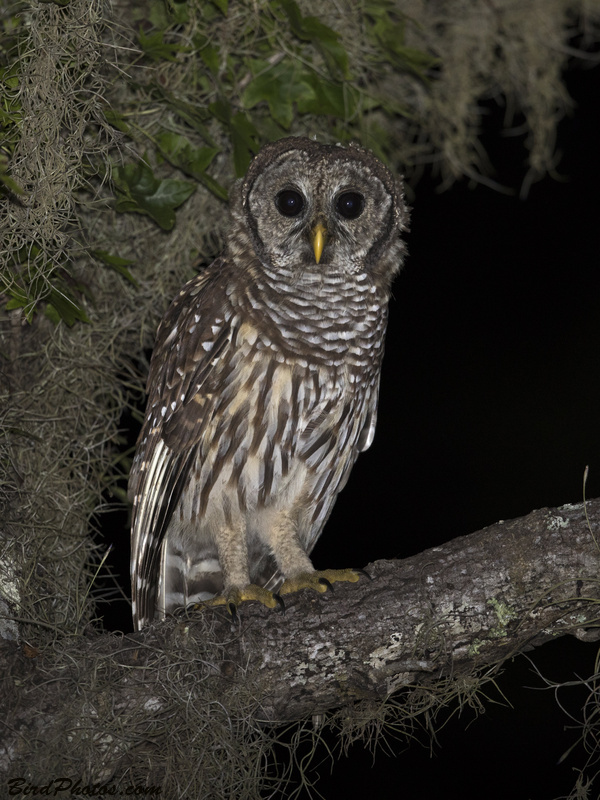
[
  {"xmin": 275, "ymin": 189, "xmax": 305, "ymax": 217},
  {"xmin": 336, "ymin": 191, "xmax": 364, "ymax": 220}
]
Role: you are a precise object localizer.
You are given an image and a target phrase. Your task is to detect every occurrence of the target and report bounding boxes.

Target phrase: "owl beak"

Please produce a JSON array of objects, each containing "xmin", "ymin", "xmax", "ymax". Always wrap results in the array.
[{"xmin": 311, "ymin": 223, "xmax": 327, "ymax": 264}]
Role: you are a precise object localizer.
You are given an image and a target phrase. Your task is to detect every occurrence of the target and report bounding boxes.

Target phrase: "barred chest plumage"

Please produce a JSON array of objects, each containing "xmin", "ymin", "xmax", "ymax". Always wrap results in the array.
[
  {"xmin": 171, "ymin": 257, "xmax": 388, "ymax": 564},
  {"xmin": 233, "ymin": 257, "xmax": 390, "ymax": 369}
]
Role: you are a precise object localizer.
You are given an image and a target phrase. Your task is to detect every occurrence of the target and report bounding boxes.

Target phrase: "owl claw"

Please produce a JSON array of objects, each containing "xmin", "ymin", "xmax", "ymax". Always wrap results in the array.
[
  {"xmin": 279, "ymin": 568, "xmax": 363, "ymax": 596},
  {"xmin": 228, "ymin": 602, "xmax": 239, "ymax": 623},
  {"xmin": 199, "ymin": 583, "xmax": 282, "ymax": 621},
  {"xmin": 184, "ymin": 570, "xmax": 362, "ymax": 622}
]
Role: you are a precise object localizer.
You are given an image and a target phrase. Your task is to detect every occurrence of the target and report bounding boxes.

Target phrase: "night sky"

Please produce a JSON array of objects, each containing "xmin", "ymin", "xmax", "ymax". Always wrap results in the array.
[{"xmin": 99, "ymin": 56, "xmax": 600, "ymax": 800}]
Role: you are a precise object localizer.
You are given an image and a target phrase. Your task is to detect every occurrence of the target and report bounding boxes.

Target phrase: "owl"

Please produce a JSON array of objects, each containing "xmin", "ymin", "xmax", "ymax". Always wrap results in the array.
[{"xmin": 128, "ymin": 137, "xmax": 409, "ymax": 630}]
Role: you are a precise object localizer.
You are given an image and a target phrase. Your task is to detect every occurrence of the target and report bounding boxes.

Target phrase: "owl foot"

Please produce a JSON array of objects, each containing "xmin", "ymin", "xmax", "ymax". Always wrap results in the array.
[
  {"xmin": 204, "ymin": 584, "xmax": 285, "ymax": 623},
  {"xmin": 279, "ymin": 568, "xmax": 367, "ymax": 596}
]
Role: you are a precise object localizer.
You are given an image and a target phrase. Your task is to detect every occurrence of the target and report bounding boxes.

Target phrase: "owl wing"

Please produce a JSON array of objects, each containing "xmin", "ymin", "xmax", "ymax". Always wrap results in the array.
[{"xmin": 129, "ymin": 260, "xmax": 235, "ymax": 628}]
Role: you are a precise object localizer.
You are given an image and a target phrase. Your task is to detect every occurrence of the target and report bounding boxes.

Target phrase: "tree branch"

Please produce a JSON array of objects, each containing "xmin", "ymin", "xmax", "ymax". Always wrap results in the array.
[
  {"xmin": 218, "ymin": 499, "xmax": 600, "ymax": 719},
  {"xmin": 2, "ymin": 501, "xmax": 599, "ymax": 781}
]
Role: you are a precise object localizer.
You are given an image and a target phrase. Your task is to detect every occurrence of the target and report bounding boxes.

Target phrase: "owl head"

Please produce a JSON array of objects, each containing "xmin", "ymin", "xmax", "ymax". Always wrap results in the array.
[{"xmin": 228, "ymin": 137, "xmax": 409, "ymax": 288}]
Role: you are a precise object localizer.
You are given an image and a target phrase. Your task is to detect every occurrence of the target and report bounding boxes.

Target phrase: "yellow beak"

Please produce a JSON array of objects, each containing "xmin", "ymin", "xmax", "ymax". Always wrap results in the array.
[{"xmin": 311, "ymin": 223, "xmax": 327, "ymax": 264}]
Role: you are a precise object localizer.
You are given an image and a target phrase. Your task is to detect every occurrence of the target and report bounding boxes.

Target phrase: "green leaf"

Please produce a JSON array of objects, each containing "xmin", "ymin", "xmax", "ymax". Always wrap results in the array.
[
  {"xmin": 0, "ymin": 155, "xmax": 25, "ymax": 196},
  {"xmin": 364, "ymin": 4, "xmax": 439, "ymax": 79},
  {"xmin": 155, "ymin": 132, "xmax": 227, "ymax": 200},
  {"xmin": 278, "ymin": 0, "xmax": 348, "ymax": 77},
  {"xmin": 2, "ymin": 276, "xmax": 30, "ymax": 317},
  {"xmin": 156, "ymin": 133, "xmax": 219, "ymax": 174},
  {"xmin": 209, "ymin": 101, "xmax": 260, "ymax": 177},
  {"xmin": 390, "ymin": 44, "xmax": 440, "ymax": 76},
  {"xmin": 137, "ymin": 29, "xmax": 187, "ymax": 63},
  {"xmin": 209, "ymin": 0, "xmax": 228, "ymax": 14},
  {"xmin": 194, "ymin": 34, "xmax": 219, "ymax": 75},
  {"xmin": 45, "ymin": 288, "xmax": 90, "ymax": 327},
  {"xmin": 297, "ymin": 73, "xmax": 357, "ymax": 119},
  {"xmin": 0, "ymin": 63, "xmax": 19, "ymax": 90},
  {"xmin": 0, "ymin": 63, "xmax": 22, "ymax": 136},
  {"xmin": 242, "ymin": 61, "xmax": 314, "ymax": 129},
  {"xmin": 277, "ymin": 0, "xmax": 303, "ymax": 32},
  {"xmin": 147, "ymin": 0, "xmax": 183, "ymax": 28},
  {"xmin": 159, "ymin": 0, "xmax": 190, "ymax": 24},
  {"xmin": 92, "ymin": 250, "xmax": 139, "ymax": 287},
  {"xmin": 113, "ymin": 161, "xmax": 196, "ymax": 230},
  {"xmin": 155, "ymin": 88, "xmax": 216, "ymax": 144},
  {"xmin": 0, "ymin": 173, "xmax": 25, "ymax": 196},
  {"xmin": 229, "ymin": 114, "xmax": 260, "ymax": 176},
  {"xmin": 3, "ymin": 280, "xmax": 89, "ymax": 327},
  {"xmin": 208, "ymin": 97, "xmax": 232, "ymax": 125},
  {"xmin": 197, "ymin": 171, "xmax": 229, "ymax": 201},
  {"xmin": 242, "ymin": 57, "xmax": 357, "ymax": 127},
  {"xmin": 5, "ymin": 290, "xmax": 29, "ymax": 316},
  {"xmin": 301, "ymin": 17, "xmax": 348, "ymax": 77},
  {"xmin": 103, "ymin": 106, "xmax": 132, "ymax": 134}
]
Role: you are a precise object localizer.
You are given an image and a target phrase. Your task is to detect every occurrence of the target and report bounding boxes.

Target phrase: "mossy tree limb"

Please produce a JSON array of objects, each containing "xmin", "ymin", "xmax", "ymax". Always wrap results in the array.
[
  {"xmin": 178, "ymin": 499, "xmax": 600, "ymax": 721},
  {"xmin": 1, "ymin": 500, "xmax": 599, "ymax": 789}
]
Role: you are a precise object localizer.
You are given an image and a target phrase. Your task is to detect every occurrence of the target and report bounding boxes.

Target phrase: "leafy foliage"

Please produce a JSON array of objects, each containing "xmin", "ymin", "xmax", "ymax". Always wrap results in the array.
[
  {"xmin": 1, "ymin": 245, "xmax": 91, "ymax": 325},
  {"xmin": 113, "ymin": 162, "xmax": 196, "ymax": 231},
  {"xmin": 0, "ymin": 0, "xmax": 438, "ymax": 324},
  {"xmin": 0, "ymin": 28, "xmax": 25, "ymax": 197},
  {"xmin": 105, "ymin": 0, "xmax": 436, "ymax": 220}
]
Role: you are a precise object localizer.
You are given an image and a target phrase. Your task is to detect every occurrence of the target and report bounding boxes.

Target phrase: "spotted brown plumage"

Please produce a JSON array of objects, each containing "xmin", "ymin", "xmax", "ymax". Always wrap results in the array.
[{"xmin": 129, "ymin": 137, "xmax": 409, "ymax": 630}]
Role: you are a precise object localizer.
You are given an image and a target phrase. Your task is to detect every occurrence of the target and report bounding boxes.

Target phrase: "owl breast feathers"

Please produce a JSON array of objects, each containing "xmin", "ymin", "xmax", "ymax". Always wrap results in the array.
[{"xmin": 129, "ymin": 137, "xmax": 409, "ymax": 630}]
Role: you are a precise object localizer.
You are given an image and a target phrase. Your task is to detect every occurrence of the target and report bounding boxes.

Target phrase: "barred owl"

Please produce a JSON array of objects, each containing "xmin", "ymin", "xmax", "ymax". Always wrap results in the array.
[{"xmin": 129, "ymin": 137, "xmax": 409, "ymax": 630}]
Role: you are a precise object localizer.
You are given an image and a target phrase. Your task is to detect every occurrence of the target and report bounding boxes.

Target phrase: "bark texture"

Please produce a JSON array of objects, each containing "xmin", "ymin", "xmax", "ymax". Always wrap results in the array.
[{"xmin": 223, "ymin": 499, "xmax": 600, "ymax": 718}]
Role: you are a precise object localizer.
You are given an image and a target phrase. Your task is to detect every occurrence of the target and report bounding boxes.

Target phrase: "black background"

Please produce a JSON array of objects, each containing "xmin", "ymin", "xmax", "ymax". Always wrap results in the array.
[{"xmin": 99, "ymin": 57, "xmax": 600, "ymax": 800}]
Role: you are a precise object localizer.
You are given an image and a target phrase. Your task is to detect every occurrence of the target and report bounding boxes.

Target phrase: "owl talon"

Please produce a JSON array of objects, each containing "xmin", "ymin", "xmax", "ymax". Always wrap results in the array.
[
  {"xmin": 273, "ymin": 593, "xmax": 285, "ymax": 613},
  {"xmin": 199, "ymin": 583, "xmax": 282, "ymax": 622},
  {"xmin": 280, "ymin": 568, "xmax": 362, "ymax": 597}
]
